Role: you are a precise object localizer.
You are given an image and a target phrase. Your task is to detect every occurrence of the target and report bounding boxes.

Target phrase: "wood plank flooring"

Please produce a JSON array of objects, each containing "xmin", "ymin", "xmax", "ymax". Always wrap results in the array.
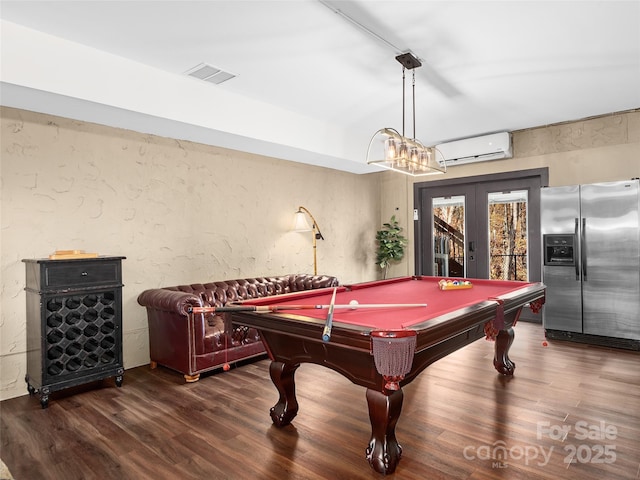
[{"xmin": 2, "ymin": 321, "xmax": 639, "ymax": 479}]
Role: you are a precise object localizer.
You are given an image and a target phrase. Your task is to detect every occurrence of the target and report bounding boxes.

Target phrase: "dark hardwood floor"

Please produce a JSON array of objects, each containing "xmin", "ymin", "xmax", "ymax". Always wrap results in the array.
[{"xmin": 2, "ymin": 321, "xmax": 639, "ymax": 479}]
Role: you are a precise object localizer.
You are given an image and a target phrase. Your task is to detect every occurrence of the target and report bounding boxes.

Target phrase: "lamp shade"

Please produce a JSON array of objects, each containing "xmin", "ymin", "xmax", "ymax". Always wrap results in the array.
[{"xmin": 293, "ymin": 211, "xmax": 312, "ymax": 232}]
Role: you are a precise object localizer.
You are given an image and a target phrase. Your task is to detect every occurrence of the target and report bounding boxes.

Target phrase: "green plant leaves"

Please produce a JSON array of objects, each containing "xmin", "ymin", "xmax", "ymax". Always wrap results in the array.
[{"xmin": 375, "ymin": 215, "xmax": 407, "ymax": 278}]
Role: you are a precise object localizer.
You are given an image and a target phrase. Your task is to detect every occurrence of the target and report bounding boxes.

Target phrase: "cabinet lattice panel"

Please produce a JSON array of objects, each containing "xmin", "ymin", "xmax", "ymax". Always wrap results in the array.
[{"xmin": 45, "ymin": 291, "xmax": 118, "ymax": 378}]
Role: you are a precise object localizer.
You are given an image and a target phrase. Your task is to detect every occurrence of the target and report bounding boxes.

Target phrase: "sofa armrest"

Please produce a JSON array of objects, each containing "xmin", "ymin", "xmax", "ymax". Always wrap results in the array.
[
  {"xmin": 137, "ymin": 289, "xmax": 204, "ymax": 315},
  {"xmin": 138, "ymin": 288, "xmax": 211, "ymax": 366}
]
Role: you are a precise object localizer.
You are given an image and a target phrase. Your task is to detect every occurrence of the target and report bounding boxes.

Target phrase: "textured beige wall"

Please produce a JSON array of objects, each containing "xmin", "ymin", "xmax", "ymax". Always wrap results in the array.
[
  {"xmin": 387, "ymin": 110, "xmax": 640, "ymax": 276},
  {"xmin": 0, "ymin": 107, "xmax": 381, "ymax": 400}
]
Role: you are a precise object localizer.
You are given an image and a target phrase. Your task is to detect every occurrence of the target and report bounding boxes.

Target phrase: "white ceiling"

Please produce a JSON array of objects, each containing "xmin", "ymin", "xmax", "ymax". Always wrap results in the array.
[{"xmin": 1, "ymin": 0, "xmax": 639, "ymax": 174}]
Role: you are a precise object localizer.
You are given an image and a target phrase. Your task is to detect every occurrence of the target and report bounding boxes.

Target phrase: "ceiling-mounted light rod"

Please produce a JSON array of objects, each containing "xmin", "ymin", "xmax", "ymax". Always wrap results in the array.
[
  {"xmin": 319, "ymin": 0, "xmax": 460, "ymax": 98},
  {"xmin": 412, "ymin": 69, "xmax": 416, "ymax": 140},
  {"xmin": 396, "ymin": 52, "xmax": 421, "ymax": 140},
  {"xmin": 402, "ymin": 66, "xmax": 406, "ymax": 137},
  {"xmin": 317, "ymin": 0, "xmax": 404, "ymax": 54}
]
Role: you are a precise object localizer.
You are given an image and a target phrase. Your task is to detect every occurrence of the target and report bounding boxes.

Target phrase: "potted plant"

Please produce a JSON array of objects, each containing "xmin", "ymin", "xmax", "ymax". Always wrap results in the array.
[{"xmin": 375, "ymin": 215, "xmax": 408, "ymax": 279}]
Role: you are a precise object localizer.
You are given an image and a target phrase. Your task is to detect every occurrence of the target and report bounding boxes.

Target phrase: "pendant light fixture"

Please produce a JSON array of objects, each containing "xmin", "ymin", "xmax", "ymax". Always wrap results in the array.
[{"xmin": 367, "ymin": 53, "xmax": 446, "ymax": 176}]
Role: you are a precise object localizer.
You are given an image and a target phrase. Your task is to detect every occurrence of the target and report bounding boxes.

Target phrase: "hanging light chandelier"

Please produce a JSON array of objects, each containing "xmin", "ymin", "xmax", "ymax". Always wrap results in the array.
[{"xmin": 367, "ymin": 52, "xmax": 446, "ymax": 176}]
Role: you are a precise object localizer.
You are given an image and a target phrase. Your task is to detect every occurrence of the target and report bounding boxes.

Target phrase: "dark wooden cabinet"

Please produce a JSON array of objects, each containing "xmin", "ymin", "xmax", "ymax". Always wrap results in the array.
[{"xmin": 23, "ymin": 256, "xmax": 125, "ymax": 408}]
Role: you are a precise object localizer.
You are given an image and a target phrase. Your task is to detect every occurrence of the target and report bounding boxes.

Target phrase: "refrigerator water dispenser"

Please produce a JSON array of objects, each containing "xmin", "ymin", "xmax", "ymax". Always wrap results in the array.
[{"xmin": 543, "ymin": 234, "xmax": 576, "ymax": 266}]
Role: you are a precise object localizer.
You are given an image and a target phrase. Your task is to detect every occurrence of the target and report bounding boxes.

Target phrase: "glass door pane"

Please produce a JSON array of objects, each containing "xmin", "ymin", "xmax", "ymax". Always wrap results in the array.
[
  {"xmin": 488, "ymin": 190, "xmax": 529, "ymax": 281},
  {"xmin": 433, "ymin": 195, "xmax": 466, "ymax": 277}
]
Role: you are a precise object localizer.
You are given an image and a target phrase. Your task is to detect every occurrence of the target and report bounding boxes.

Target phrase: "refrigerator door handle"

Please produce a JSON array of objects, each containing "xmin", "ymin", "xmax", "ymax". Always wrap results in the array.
[
  {"xmin": 574, "ymin": 218, "xmax": 580, "ymax": 280},
  {"xmin": 582, "ymin": 218, "xmax": 587, "ymax": 281}
]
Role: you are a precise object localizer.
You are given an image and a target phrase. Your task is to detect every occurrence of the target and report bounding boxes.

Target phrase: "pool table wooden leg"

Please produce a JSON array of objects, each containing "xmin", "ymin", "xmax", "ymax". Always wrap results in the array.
[
  {"xmin": 493, "ymin": 327, "xmax": 516, "ymax": 375},
  {"xmin": 268, "ymin": 361, "xmax": 300, "ymax": 427},
  {"xmin": 365, "ymin": 388, "xmax": 403, "ymax": 474}
]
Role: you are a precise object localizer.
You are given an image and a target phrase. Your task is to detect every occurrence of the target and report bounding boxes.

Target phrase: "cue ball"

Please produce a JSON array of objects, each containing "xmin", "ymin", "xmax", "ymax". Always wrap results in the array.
[{"xmin": 349, "ymin": 299, "xmax": 359, "ymax": 309}]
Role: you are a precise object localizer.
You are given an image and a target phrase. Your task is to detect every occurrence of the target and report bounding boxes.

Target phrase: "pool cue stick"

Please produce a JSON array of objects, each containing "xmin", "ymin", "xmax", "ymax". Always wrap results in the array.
[
  {"xmin": 189, "ymin": 303, "xmax": 427, "ymax": 314},
  {"xmin": 189, "ymin": 305, "xmax": 281, "ymax": 314},
  {"xmin": 313, "ymin": 303, "xmax": 427, "ymax": 310},
  {"xmin": 322, "ymin": 287, "xmax": 338, "ymax": 342}
]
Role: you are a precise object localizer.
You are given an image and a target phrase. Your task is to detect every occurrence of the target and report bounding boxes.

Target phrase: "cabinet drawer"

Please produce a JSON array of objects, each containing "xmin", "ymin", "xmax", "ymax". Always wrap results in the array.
[{"xmin": 44, "ymin": 261, "xmax": 121, "ymax": 289}]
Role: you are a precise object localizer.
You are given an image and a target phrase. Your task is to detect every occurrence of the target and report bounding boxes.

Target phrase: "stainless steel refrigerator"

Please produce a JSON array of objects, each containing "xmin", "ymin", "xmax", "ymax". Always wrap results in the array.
[{"xmin": 541, "ymin": 179, "xmax": 640, "ymax": 349}]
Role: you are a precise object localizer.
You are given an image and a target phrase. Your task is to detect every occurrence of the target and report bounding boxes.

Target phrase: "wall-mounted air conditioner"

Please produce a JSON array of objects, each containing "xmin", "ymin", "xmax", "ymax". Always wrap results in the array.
[{"xmin": 436, "ymin": 132, "xmax": 512, "ymax": 166}]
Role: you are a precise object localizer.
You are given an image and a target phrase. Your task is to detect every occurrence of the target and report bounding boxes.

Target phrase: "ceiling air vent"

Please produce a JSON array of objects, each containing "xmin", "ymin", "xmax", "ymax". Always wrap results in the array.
[{"xmin": 184, "ymin": 63, "xmax": 236, "ymax": 85}]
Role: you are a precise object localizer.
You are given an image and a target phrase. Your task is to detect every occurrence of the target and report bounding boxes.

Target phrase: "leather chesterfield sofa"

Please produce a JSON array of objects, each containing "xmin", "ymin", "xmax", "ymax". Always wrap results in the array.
[{"xmin": 137, "ymin": 274, "xmax": 339, "ymax": 382}]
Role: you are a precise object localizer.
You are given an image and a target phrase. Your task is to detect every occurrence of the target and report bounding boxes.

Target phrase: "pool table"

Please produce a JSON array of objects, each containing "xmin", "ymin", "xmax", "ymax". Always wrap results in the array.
[{"xmin": 230, "ymin": 276, "xmax": 545, "ymax": 474}]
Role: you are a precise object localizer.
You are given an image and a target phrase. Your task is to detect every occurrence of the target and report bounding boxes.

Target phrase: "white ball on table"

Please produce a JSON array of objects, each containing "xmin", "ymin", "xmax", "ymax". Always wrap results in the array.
[{"xmin": 349, "ymin": 299, "xmax": 359, "ymax": 309}]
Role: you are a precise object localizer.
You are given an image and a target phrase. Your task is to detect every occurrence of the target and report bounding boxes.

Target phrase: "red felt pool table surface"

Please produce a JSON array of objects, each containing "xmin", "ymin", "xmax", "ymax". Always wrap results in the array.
[{"xmin": 240, "ymin": 276, "xmax": 537, "ymax": 330}]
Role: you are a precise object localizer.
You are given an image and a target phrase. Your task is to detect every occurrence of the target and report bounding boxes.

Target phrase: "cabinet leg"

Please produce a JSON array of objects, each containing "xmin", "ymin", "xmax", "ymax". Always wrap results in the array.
[
  {"xmin": 40, "ymin": 387, "xmax": 50, "ymax": 409},
  {"xmin": 25, "ymin": 375, "xmax": 36, "ymax": 395},
  {"xmin": 114, "ymin": 368, "xmax": 124, "ymax": 387}
]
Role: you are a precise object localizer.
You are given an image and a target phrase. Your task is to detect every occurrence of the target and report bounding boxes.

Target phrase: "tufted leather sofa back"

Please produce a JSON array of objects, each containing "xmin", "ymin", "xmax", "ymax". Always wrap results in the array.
[{"xmin": 163, "ymin": 274, "xmax": 339, "ymax": 309}]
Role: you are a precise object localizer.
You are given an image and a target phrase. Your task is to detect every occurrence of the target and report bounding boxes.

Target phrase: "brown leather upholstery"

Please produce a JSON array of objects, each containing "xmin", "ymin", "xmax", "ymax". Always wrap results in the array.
[{"xmin": 137, "ymin": 274, "xmax": 339, "ymax": 381}]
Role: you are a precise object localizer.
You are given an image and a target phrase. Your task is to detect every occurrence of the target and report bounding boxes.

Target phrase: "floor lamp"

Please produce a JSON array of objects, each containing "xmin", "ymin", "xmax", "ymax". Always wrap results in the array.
[{"xmin": 293, "ymin": 206, "xmax": 324, "ymax": 275}]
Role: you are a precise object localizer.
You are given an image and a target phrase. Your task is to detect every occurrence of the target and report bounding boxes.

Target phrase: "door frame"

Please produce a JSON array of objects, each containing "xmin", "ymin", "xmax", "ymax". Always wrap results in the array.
[{"xmin": 413, "ymin": 168, "xmax": 549, "ymax": 282}]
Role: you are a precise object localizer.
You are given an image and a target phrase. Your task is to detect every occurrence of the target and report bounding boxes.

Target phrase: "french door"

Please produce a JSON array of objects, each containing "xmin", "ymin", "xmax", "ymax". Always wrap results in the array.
[{"xmin": 414, "ymin": 169, "xmax": 547, "ymax": 283}]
